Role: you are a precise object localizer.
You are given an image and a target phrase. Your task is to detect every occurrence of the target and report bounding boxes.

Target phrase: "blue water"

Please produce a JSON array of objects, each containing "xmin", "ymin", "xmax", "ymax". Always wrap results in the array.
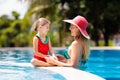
[
  {"xmin": 0, "ymin": 49, "xmax": 66, "ymax": 80},
  {"xmin": 85, "ymin": 50, "xmax": 120, "ymax": 80},
  {"xmin": 0, "ymin": 49, "xmax": 120, "ymax": 80},
  {"xmin": 55, "ymin": 49, "xmax": 120, "ymax": 80}
]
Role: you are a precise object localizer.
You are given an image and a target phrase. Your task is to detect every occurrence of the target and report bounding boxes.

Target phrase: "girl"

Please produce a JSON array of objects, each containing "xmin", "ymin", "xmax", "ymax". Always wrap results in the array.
[{"xmin": 31, "ymin": 18, "xmax": 57, "ymax": 67}]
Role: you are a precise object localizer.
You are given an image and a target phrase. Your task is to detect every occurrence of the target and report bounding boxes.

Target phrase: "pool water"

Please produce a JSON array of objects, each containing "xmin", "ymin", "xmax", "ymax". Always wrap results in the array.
[
  {"xmin": 0, "ymin": 49, "xmax": 66, "ymax": 80},
  {"xmin": 85, "ymin": 50, "xmax": 120, "ymax": 80},
  {"xmin": 55, "ymin": 49, "xmax": 120, "ymax": 80},
  {"xmin": 0, "ymin": 48, "xmax": 120, "ymax": 80}
]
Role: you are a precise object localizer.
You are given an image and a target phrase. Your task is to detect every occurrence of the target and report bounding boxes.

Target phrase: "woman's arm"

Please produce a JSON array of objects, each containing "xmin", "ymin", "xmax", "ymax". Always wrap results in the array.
[
  {"xmin": 46, "ymin": 42, "xmax": 81, "ymax": 67},
  {"xmin": 45, "ymin": 56, "xmax": 71, "ymax": 66},
  {"xmin": 68, "ymin": 43, "xmax": 82, "ymax": 67},
  {"xmin": 33, "ymin": 37, "xmax": 47, "ymax": 58}
]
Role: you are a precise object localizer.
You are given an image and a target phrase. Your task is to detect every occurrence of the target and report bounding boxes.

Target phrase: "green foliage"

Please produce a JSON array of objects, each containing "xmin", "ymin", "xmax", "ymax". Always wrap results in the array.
[
  {"xmin": 0, "ymin": 0, "xmax": 119, "ymax": 47},
  {"xmin": 29, "ymin": 31, "xmax": 36, "ymax": 46},
  {"xmin": 0, "ymin": 15, "xmax": 12, "ymax": 29},
  {"xmin": 12, "ymin": 33, "xmax": 29, "ymax": 47},
  {"xmin": 86, "ymin": 0, "xmax": 120, "ymax": 46},
  {"xmin": 0, "ymin": 11, "xmax": 30, "ymax": 47},
  {"xmin": 49, "ymin": 31, "xmax": 59, "ymax": 46},
  {"xmin": 0, "ymin": 34, "xmax": 7, "ymax": 47},
  {"xmin": 99, "ymin": 40, "xmax": 114, "ymax": 46},
  {"xmin": 12, "ymin": 11, "xmax": 20, "ymax": 20}
]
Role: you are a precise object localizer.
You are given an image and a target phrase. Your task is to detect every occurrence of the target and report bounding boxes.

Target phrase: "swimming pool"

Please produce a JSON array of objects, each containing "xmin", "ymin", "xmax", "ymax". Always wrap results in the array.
[
  {"xmin": 0, "ymin": 47, "xmax": 120, "ymax": 80},
  {"xmin": 0, "ymin": 48, "xmax": 67, "ymax": 80},
  {"xmin": 85, "ymin": 48, "xmax": 120, "ymax": 80}
]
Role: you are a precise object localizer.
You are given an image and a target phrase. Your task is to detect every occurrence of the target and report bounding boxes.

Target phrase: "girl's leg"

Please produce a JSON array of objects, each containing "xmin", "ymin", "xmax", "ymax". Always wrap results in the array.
[{"xmin": 31, "ymin": 58, "xmax": 54, "ymax": 67}]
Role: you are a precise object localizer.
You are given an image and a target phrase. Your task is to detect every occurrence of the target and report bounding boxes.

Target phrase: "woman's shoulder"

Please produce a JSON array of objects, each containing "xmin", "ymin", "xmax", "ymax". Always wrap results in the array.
[
  {"xmin": 71, "ymin": 41, "xmax": 81, "ymax": 48},
  {"xmin": 71, "ymin": 41, "xmax": 80, "ymax": 45}
]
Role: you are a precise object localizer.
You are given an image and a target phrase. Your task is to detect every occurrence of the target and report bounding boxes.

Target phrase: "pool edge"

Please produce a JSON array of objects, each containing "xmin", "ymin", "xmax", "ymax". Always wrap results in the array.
[
  {"xmin": 40, "ymin": 67, "xmax": 106, "ymax": 80},
  {"xmin": 0, "ymin": 47, "xmax": 120, "ymax": 50}
]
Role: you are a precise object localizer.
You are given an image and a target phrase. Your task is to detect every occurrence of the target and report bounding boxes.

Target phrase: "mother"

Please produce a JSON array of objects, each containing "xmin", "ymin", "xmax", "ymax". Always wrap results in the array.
[{"xmin": 45, "ymin": 15, "xmax": 90, "ymax": 68}]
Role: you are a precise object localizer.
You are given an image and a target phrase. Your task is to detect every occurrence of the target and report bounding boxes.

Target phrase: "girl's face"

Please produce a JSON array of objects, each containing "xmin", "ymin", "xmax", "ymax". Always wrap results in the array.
[
  {"xmin": 69, "ymin": 24, "xmax": 80, "ymax": 37},
  {"xmin": 38, "ymin": 23, "xmax": 50, "ymax": 35}
]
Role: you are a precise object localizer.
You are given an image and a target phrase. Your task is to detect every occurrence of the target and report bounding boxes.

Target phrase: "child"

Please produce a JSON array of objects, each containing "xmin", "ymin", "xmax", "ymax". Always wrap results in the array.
[{"xmin": 31, "ymin": 18, "xmax": 57, "ymax": 67}]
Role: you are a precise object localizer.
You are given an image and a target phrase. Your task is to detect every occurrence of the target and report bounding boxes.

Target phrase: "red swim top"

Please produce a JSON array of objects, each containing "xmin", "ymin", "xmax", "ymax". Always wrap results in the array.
[{"xmin": 34, "ymin": 35, "xmax": 49, "ymax": 62}]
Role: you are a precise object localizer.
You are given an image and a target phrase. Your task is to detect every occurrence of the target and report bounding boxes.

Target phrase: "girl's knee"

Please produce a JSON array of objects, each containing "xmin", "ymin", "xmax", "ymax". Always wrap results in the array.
[{"xmin": 30, "ymin": 59, "xmax": 37, "ymax": 66}]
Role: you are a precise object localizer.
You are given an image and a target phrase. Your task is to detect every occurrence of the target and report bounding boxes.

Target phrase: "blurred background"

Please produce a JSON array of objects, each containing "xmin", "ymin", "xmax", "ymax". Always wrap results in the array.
[{"xmin": 0, "ymin": 0, "xmax": 120, "ymax": 47}]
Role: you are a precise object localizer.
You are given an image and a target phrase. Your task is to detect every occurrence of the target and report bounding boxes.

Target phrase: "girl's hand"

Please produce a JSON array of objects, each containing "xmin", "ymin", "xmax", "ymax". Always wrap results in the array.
[
  {"xmin": 52, "ymin": 55, "xmax": 58, "ymax": 60},
  {"xmin": 45, "ymin": 56, "xmax": 55, "ymax": 64}
]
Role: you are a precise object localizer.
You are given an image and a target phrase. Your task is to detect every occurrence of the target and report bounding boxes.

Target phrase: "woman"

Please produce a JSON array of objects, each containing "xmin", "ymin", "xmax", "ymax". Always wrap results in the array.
[{"xmin": 45, "ymin": 15, "xmax": 90, "ymax": 68}]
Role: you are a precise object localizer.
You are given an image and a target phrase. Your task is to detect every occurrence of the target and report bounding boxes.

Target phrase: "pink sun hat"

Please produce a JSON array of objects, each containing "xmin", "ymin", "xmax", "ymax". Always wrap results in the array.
[{"xmin": 63, "ymin": 15, "xmax": 90, "ymax": 39}]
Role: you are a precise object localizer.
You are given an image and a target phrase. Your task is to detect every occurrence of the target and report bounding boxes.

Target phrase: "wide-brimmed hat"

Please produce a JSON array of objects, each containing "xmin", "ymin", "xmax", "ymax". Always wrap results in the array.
[{"xmin": 63, "ymin": 15, "xmax": 90, "ymax": 39}]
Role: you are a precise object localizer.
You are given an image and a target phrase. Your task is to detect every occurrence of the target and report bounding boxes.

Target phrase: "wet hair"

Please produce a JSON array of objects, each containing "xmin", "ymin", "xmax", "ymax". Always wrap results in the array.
[{"xmin": 31, "ymin": 18, "xmax": 50, "ymax": 32}]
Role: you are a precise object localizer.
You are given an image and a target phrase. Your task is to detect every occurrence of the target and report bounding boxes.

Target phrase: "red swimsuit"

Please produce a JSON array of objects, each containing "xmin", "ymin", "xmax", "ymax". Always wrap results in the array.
[{"xmin": 34, "ymin": 35, "xmax": 49, "ymax": 62}]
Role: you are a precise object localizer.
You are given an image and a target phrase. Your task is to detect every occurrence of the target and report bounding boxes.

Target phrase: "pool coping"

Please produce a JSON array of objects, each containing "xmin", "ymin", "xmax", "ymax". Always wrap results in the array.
[
  {"xmin": 0, "ymin": 61, "xmax": 105, "ymax": 80},
  {"xmin": 0, "ymin": 46, "xmax": 120, "ymax": 50},
  {"xmin": 41, "ymin": 67, "xmax": 105, "ymax": 80},
  {"xmin": 90, "ymin": 46, "xmax": 120, "ymax": 50}
]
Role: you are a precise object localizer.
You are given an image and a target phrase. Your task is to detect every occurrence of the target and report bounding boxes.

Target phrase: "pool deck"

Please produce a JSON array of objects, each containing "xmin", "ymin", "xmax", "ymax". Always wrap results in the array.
[
  {"xmin": 41, "ymin": 67, "xmax": 105, "ymax": 80},
  {"xmin": 0, "ymin": 61, "xmax": 105, "ymax": 80},
  {"xmin": 0, "ymin": 46, "xmax": 120, "ymax": 50},
  {"xmin": 90, "ymin": 46, "xmax": 120, "ymax": 50}
]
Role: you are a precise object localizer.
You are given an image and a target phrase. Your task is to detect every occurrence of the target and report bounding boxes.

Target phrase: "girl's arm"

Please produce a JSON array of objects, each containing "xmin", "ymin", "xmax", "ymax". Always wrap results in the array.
[
  {"xmin": 33, "ymin": 37, "xmax": 47, "ymax": 58},
  {"xmin": 48, "ymin": 40, "xmax": 55, "ymax": 56},
  {"xmin": 48, "ymin": 40, "xmax": 58, "ymax": 60}
]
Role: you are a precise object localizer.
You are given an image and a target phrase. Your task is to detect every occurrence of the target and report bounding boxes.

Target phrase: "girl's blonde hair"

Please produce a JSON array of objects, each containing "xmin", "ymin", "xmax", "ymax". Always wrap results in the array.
[
  {"xmin": 31, "ymin": 18, "xmax": 50, "ymax": 32},
  {"xmin": 75, "ymin": 31, "xmax": 90, "ymax": 61}
]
